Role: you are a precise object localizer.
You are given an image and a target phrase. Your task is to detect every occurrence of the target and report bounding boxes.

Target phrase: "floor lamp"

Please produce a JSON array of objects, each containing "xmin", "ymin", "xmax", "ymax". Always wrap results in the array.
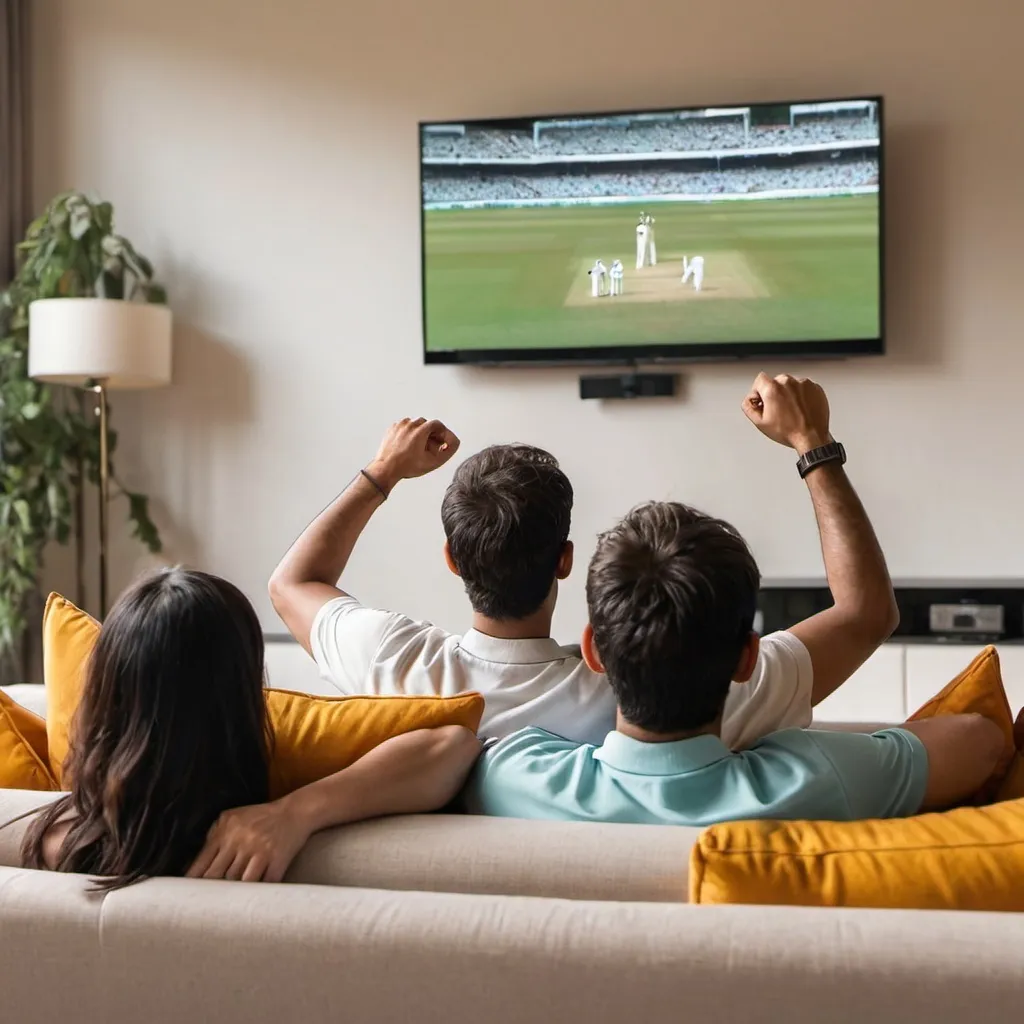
[{"xmin": 29, "ymin": 298, "xmax": 173, "ymax": 618}]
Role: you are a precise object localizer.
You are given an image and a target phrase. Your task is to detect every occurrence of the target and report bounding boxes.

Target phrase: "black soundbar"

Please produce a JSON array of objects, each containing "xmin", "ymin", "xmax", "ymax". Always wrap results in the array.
[{"xmin": 579, "ymin": 373, "xmax": 676, "ymax": 400}]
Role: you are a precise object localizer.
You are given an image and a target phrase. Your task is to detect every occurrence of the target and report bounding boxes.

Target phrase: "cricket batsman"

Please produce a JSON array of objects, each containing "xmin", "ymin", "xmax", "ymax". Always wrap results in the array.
[
  {"xmin": 644, "ymin": 213, "xmax": 657, "ymax": 265},
  {"xmin": 588, "ymin": 259, "xmax": 608, "ymax": 298},
  {"xmin": 635, "ymin": 216, "xmax": 649, "ymax": 269},
  {"xmin": 609, "ymin": 259, "xmax": 624, "ymax": 296},
  {"xmin": 681, "ymin": 255, "xmax": 705, "ymax": 292}
]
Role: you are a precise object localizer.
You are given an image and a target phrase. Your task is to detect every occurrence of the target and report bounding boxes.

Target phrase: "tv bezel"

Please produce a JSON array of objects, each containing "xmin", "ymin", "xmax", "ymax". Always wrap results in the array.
[{"xmin": 420, "ymin": 94, "xmax": 885, "ymax": 367}]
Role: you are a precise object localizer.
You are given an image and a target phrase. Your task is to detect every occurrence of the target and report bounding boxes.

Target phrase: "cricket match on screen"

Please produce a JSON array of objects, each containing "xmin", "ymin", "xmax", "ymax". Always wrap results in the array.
[{"xmin": 420, "ymin": 98, "xmax": 881, "ymax": 360}]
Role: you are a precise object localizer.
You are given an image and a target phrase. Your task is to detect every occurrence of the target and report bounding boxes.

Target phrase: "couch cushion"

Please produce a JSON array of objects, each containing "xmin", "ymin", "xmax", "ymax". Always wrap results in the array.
[
  {"xmin": 0, "ymin": 691, "xmax": 58, "ymax": 792},
  {"xmin": 40, "ymin": 593, "xmax": 484, "ymax": 795},
  {"xmin": 691, "ymin": 648, "xmax": 1024, "ymax": 910},
  {"xmin": 908, "ymin": 645, "xmax": 1017, "ymax": 797},
  {"xmin": 0, "ymin": 788, "xmax": 697, "ymax": 902}
]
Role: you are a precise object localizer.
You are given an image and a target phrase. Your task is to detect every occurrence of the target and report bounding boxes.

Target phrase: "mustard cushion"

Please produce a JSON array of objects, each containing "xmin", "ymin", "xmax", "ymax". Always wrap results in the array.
[
  {"xmin": 908, "ymin": 646, "xmax": 1017, "ymax": 793},
  {"xmin": 42, "ymin": 592, "xmax": 485, "ymax": 795},
  {"xmin": 690, "ymin": 648, "xmax": 1024, "ymax": 910},
  {"xmin": 0, "ymin": 689, "xmax": 58, "ymax": 791},
  {"xmin": 42, "ymin": 592, "xmax": 99, "ymax": 784},
  {"xmin": 266, "ymin": 688, "xmax": 483, "ymax": 799},
  {"xmin": 689, "ymin": 799, "xmax": 1024, "ymax": 911}
]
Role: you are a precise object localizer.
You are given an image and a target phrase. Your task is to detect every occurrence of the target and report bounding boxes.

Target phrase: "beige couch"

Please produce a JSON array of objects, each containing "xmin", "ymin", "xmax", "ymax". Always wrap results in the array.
[{"xmin": 2, "ymin": 788, "xmax": 1022, "ymax": 1023}]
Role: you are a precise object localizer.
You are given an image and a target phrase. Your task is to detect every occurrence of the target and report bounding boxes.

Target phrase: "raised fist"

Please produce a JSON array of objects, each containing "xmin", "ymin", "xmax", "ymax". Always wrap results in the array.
[
  {"xmin": 367, "ymin": 418, "xmax": 460, "ymax": 493},
  {"xmin": 741, "ymin": 374, "xmax": 831, "ymax": 454}
]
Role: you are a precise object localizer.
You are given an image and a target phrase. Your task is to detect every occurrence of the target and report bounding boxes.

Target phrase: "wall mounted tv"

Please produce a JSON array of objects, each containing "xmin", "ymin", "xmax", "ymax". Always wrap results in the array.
[{"xmin": 420, "ymin": 96, "xmax": 883, "ymax": 365}]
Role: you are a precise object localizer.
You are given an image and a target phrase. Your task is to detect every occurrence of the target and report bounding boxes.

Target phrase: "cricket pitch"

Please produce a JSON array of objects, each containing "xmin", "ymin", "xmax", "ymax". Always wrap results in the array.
[{"xmin": 564, "ymin": 251, "xmax": 770, "ymax": 308}]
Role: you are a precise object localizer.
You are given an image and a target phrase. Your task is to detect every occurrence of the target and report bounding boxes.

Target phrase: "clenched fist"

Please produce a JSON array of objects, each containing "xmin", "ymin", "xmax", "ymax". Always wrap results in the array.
[
  {"xmin": 742, "ymin": 374, "xmax": 831, "ymax": 455},
  {"xmin": 366, "ymin": 417, "xmax": 460, "ymax": 494}
]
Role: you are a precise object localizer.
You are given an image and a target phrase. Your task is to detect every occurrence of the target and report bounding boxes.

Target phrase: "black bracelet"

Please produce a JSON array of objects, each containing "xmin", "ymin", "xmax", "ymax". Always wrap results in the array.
[{"xmin": 360, "ymin": 468, "xmax": 389, "ymax": 500}]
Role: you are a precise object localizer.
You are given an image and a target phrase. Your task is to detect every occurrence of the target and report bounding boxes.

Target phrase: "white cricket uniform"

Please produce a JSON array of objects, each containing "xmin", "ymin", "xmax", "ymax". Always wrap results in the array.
[
  {"xmin": 682, "ymin": 255, "xmax": 705, "ymax": 292},
  {"xmin": 635, "ymin": 225, "xmax": 648, "ymax": 269},
  {"xmin": 609, "ymin": 260, "xmax": 624, "ymax": 296},
  {"xmin": 589, "ymin": 260, "xmax": 607, "ymax": 298},
  {"xmin": 311, "ymin": 594, "xmax": 815, "ymax": 747},
  {"xmin": 645, "ymin": 216, "xmax": 657, "ymax": 265}
]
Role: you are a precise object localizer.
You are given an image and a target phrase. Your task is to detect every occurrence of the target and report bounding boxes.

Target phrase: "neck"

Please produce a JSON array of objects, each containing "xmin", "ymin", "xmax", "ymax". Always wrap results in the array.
[
  {"xmin": 471, "ymin": 605, "xmax": 554, "ymax": 640},
  {"xmin": 615, "ymin": 711, "xmax": 723, "ymax": 744}
]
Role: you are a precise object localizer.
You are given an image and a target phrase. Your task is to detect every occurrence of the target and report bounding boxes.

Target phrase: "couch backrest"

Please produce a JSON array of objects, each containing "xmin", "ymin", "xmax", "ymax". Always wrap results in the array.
[
  {"xmin": 2, "ymin": 863, "xmax": 1022, "ymax": 1024},
  {"xmin": 0, "ymin": 788, "xmax": 698, "ymax": 902}
]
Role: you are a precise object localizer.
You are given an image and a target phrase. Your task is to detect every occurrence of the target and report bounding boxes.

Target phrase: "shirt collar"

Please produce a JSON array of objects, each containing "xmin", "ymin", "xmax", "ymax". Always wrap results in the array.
[
  {"xmin": 594, "ymin": 731, "xmax": 731, "ymax": 775},
  {"xmin": 458, "ymin": 630, "xmax": 572, "ymax": 666}
]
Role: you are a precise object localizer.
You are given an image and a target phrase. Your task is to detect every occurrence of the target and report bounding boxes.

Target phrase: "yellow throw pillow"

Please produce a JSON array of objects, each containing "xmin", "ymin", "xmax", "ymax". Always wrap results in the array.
[
  {"xmin": 42, "ymin": 592, "xmax": 485, "ymax": 796},
  {"xmin": 691, "ymin": 648, "xmax": 1024, "ymax": 910},
  {"xmin": 908, "ymin": 646, "xmax": 1017, "ymax": 791},
  {"xmin": 42, "ymin": 592, "xmax": 99, "ymax": 783},
  {"xmin": 0, "ymin": 690, "xmax": 58, "ymax": 791},
  {"xmin": 266, "ymin": 688, "xmax": 483, "ymax": 799},
  {"xmin": 689, "ymin": 799, "xmax": 1024, "ymax": 911}
]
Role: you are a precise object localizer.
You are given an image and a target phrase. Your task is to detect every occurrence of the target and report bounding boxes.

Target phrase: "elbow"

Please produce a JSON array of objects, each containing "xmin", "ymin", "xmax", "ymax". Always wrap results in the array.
[
  {"xmin": 879, "ymin": 596, "xmax": 900, "ymax": 640},
  {"xmin": 418, "ymin": 726, "xmax": 482, "ymax": 809},
  {"xmin": 267, "ymin": 571, "xmax": 288, "ymax": 614}
]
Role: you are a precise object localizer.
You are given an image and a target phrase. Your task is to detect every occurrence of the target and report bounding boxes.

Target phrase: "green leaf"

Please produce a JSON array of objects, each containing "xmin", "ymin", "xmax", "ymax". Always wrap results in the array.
[
  {"xmin": 21, "ymin": 402, "xmax": 40, "ymax": 420},
  {"xmin": 69, "ymin": 203, "xmax": 92, "ymax": 240},
  {"xmin": 144, "ymin": 283, "xmax": 168, "ymax": 304},
  {"xmin": 12, "ymin": 500, "xmax": 30, "ymax": 532}
]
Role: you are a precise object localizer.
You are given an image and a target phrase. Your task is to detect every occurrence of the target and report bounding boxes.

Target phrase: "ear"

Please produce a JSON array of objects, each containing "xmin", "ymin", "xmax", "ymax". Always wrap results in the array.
[
  {"xmin": 443, "ymin": 540, "xmax": 461, "ymax": 578},
  {"xmin": 581, "ymin": 622, "xmax": 605, "ymax": 674},
  {"xmin": 556, "ymin": 540, "xmax": 574, "ymax": 581},
  {"xmin": 731, "ymin": 632, "xmax": 761, "ymax": 683}
]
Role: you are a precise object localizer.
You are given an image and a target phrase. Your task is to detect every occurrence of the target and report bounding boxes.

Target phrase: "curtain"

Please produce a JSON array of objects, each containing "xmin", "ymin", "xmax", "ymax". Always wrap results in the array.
[{"xmin": 0, "ymin": 0, "xmax": 31, "ymax": 286}]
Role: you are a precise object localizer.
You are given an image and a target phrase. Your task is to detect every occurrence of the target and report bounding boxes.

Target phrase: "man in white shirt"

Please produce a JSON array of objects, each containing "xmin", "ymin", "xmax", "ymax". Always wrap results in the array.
[{"xmin": 268, "ymin": 377, "xmax": 899, "ymax": 748}]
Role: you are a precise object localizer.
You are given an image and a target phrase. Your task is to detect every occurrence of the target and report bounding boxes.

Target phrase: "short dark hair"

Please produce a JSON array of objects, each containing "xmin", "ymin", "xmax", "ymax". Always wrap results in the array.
[
  {"xmin": 586, "ymin": 502, "xmax": 760, "ymax": 734},
  {"xmin": 441, "ymin": 444, "xmax": 573, "ymax": 620}
]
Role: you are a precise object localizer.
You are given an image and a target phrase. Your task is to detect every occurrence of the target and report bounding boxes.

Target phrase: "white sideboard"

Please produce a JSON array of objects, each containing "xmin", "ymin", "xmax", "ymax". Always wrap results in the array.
[{"xmin": 813, "ymin": 642, "xmax": 1024, "ymax": 724}]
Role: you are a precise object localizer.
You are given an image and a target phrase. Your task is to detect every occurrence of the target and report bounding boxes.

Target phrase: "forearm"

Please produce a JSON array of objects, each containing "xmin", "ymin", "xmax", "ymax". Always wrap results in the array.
[
  {"xmin": 278, "ymin": 727, "xmax": 480, "ymax": 836},
  {"xmin": 270, "ymin": 470, "xmax": 388, "ymax": 593},
  {"xmin": 803, "ymin": 461, "xmax": 897, "ymax": 634}
]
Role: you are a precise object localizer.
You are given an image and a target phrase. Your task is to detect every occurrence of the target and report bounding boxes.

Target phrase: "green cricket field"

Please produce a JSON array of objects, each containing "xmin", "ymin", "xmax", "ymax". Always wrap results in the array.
[{"xmin": 422, "ymin": 195, "xmax": 879, "ymax": 354}]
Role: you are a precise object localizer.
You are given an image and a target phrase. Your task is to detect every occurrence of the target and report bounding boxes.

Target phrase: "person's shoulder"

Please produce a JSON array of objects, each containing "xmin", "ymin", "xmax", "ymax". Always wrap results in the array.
[{"xmin": 487, "ymin": 726, "xmax": 583, "ymax": 753}]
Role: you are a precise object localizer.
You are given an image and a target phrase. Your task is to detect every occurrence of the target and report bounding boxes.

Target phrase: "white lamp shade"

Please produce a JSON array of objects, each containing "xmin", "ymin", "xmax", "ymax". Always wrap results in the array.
[{"xmin": 29, "ymin": 298, "xmax": 172, "ymax": 389}]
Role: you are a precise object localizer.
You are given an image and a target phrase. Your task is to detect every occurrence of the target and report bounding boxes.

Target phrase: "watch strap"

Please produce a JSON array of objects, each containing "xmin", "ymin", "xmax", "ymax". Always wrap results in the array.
[{"xmin": 796, "ymin": 441, "xmax": 846, "ymax": 479}]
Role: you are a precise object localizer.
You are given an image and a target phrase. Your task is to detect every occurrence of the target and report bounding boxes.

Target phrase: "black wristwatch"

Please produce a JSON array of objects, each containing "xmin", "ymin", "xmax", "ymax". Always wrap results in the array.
[{"xmin": 796, "ymin": 441, "xmax": 846, "ymax": 479}]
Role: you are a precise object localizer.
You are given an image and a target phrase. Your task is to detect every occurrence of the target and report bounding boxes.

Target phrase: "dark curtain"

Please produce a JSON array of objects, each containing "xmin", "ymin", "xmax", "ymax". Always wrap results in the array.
[{"xmin": 1, "ymin": 0, "xmax": 31, "ymax": 286}]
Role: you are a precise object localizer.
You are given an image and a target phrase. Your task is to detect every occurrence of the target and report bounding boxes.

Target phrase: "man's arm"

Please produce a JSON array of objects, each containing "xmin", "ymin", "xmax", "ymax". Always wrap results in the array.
[
  {"xmin": 743, "ymin": 373, "xmax": 898, "ymax": 706},
  {"xmin": 269, "ymin": 417, "xmax": 459, "ymax": 655}
]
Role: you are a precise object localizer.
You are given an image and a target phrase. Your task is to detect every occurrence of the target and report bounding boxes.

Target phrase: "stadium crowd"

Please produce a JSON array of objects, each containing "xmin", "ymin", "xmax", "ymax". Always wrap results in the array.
[
  {"xmin": 422, "ymin": 116, "xmax": 878, "ymax": 160},
  {"xmin": 422, "ymin": 159, "xmax": 878, "ymax": 204}
]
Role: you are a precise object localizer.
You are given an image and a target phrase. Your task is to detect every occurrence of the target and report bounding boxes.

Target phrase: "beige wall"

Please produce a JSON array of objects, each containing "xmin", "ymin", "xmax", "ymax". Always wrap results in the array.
[{"xmin": 30, "ymin": 0, "xmax": 1024, "ymax": 640}]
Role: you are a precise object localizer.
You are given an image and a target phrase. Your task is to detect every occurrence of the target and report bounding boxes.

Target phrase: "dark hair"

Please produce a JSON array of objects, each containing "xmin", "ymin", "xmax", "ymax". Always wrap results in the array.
[
  {"xmin": 23, "ymin": 568, "xmax": 272, "ymax": 889},
  {"xmin": 586, "ymin": 502, "xmax": 760, "ymax": 733},
  {"xmin": 441, "ymin": 444, "xmax": 573, "ymax": 620}
]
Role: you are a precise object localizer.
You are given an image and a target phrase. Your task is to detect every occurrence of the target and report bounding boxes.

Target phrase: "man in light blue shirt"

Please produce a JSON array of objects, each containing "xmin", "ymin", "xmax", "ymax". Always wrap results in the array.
[{"xmin": 465, "ymin": 375, "xmax": 1003, "ymax": 826}]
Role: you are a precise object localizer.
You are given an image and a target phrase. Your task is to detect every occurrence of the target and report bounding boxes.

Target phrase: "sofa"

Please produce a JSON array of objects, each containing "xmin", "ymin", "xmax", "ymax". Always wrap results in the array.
[{"xmin": 2, "ymin": 783, "xmax": 1022, "ymax": 1024}]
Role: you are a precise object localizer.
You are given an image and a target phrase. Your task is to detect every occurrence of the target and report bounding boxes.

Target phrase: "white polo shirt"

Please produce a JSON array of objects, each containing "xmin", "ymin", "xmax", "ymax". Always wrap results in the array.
[{"xmin": 310, "ymin": 596, "xmax": 814, "ymax": 747}]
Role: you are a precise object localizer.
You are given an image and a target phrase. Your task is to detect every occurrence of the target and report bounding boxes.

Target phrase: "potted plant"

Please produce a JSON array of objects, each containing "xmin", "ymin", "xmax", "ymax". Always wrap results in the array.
[{"xmin": 0, "ymin": 192, "xmax": 164, "ymax": 680}]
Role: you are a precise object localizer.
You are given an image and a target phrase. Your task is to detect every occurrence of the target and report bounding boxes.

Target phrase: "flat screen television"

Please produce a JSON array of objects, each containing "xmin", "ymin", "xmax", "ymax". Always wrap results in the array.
[{"xmin": 420, "ymin": 96, "xmax": 883, "ymax": 365}]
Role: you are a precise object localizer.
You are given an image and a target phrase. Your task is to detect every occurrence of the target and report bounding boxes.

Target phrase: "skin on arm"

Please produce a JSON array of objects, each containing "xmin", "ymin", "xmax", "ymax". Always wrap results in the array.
[
  {"xmin": 187, "ymin": 725, "xmax": 482, "ymax": 883},
  {"xmin": 268, "ymin": 418, "xmax": 460, "ymax": 654},
  {"xmin": 742, "ymin": 373, "xmax": 899, "ymax": 706},
  {"xmin": 901, "ymin": 714, "xmax": 1004, "ymax": 811}
]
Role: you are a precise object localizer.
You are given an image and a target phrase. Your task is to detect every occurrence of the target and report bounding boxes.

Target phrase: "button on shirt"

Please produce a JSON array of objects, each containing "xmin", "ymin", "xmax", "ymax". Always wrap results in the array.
[
  {"xmin": 310, "ymin": 596, "xmax": 815, "ymax": 747},
  {"xmin": 462, "ymin": 726, "xmax": 929, "ymax": 825}
]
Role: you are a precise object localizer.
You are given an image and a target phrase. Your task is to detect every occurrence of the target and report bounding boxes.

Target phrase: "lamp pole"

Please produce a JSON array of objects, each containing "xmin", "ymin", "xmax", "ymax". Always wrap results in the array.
[{"xmin": 91, "ymin": 380, "xmax": 110, "ymax": 618}]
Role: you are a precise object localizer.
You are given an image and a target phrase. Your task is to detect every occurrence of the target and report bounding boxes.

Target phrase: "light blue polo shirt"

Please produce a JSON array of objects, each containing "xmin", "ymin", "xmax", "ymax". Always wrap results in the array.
[{"xmin": 463, "ymin": 726, "xmax": 929, "ymax": 825}]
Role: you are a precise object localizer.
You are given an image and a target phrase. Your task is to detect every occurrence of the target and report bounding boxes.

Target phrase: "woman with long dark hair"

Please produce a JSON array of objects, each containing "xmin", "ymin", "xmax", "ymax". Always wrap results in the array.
[{"xmin": 21, "ymin": 568, "xmax": 480, "ymax": 888}]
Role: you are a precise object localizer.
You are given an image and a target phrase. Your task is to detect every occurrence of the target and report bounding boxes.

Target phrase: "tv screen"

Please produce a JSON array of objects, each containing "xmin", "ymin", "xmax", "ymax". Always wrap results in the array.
[{"xmin": 420, "ymin": 96, "xmax": 883, "ymax": 365}]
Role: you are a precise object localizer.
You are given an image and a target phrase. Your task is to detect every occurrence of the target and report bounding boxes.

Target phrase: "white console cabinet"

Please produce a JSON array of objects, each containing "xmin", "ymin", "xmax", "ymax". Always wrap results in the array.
[{"xmin": 813, "ymin": 642, "xmax": 1024, "ymax": 724}]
